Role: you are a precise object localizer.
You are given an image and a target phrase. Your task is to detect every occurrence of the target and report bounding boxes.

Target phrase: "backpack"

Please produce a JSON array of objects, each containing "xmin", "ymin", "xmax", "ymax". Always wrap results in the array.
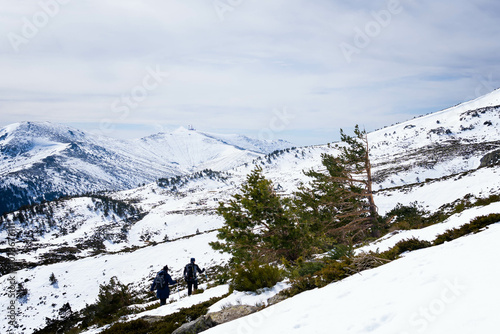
[
  {"xmin": 185, "ymin": 264, "xmax": 195, "ymax": 280},
  {"xmin": 153, "ymin": 271, "xmax": 166, "ymax": 290}
]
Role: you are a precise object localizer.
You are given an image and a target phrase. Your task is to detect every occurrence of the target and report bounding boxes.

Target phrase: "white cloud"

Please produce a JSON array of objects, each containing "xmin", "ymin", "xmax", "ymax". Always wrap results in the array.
[{"xmin": 1, "ymin": 0, "xmax": 500, "ymax": 146}]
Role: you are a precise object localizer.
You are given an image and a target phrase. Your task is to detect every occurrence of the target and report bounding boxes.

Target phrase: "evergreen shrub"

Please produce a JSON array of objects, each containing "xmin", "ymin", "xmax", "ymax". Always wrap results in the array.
[
  {"xmin": 380, "ymin": 237, "xmax": 432, "ymax": 260},
  {"xmin": 285, "ymin": 259, "xmax": 351, "ymax": 298},
  {"xmin": 313, "ymin": 260, "xmax": 351, "ymax": 287},
  {"xmin": 296, "ymin": 260, "xmax": 326, "ymax": 277},
  {"xmin": 230, "ymin": 260, "xmax": 283, "ymax": 292},
  {"xmin": 384, "ymin": 202, "xmax": 429, "ymax": 231},
  {"xmin": 434, "ymin": 213, "xmax": 500, "ymax": 245},
  {"xmin": 285, "ymin": 275, "xmax": 318, "ymax": 297},
  {"xmin": 82, "ymin": 276, "xmax": 135, "ymax": 327},
  {"xmin": 326, "ymin": 244, "xmax": 354, "ymax": 261},
  {"xmin": 474, "ymin": 194, "xmax": 500, "ymax": 207}
]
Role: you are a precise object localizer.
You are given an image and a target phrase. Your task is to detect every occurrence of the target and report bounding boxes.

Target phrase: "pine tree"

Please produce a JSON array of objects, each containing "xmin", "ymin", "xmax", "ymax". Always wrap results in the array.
[
  {"xmin": 211, "ymin": 166, "xmax": 305, "ymax": 264},
  {"xmin": 336, "ymin": 125, "xmax": 378, "ymax": 236},
  {"xmin": 293, "ymin": 153, "xmax": 345, "ymax": 248},
  {"xmin": 296, "ymin": 125, "xmax": 379, "ymax": 244}
]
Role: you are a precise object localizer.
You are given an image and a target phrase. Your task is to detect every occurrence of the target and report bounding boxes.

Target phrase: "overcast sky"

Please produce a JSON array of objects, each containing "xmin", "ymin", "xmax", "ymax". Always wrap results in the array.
[{"xmin": 1, "ymin": 0, "xmax": 499, "ymax": 146}]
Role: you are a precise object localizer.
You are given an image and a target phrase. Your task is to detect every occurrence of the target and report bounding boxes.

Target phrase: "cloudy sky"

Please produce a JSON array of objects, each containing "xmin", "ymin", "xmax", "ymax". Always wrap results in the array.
[{"xmin": 1, "ymin": 0, "xmax": 499, "ymax": 146}]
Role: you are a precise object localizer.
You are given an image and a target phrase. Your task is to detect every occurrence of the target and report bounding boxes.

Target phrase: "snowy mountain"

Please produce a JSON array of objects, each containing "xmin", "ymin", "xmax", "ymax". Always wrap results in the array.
[
  {"xmin": 0, "ymin": 122, "xmax": 293, "ymax": 215},
  {"xmin": 1, "ymin": 89, "xmax": 500, "ymax": 333},
  {"xmin": 369, "ymin": 88, "xmax": 500, "ymax": 190}
]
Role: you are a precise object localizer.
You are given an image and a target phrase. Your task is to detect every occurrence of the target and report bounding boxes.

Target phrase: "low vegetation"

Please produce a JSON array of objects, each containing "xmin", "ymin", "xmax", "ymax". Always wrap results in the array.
[
  {"xmin": 281, "ymin": 212, "xmax": 500, "ymax": 298},
  {"xmin": 230, "ymin": 260, "xmax": 283, "ymax": 292},
  {"xmin": 34, "ymin": 274, "xmax": 228, "ymax": 334},
  {"xmin": 434, "ymin": 213, "xmax": 500, "ymax": 245},
  {"xmin": 100, "ymin": 295, "xmax": 227, "ymax": 334}
]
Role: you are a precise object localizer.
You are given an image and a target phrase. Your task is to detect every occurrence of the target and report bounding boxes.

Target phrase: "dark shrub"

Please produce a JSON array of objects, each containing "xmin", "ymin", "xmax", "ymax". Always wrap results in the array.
[
  {"xmin": 82, "ymin": 276, "xmax": 135, "ymax": 327},
  {"xmin": 296, "ymin": 260, "xmax": 326, "ymax": 277},
  {"xmin": 384, "ymin": 202, "xmax": 429, "ymax": 231},
  {"xmin": 474, "ymin": 195, "xmax": 500, "ymax": 207},
  {"xmin": 381, "ymin": 237, "xmax": 432, "ymax": 260},
  {"xmin": 314, "ymin": 260, "xmax": 351, "ymax": 286},
  {"xmin": 326, "ymin": 244, "xmax": 354, "ymax": 261},
  {"xmin": 434, "ymin": 213, "xmax": 500, "ymax": 245},
  {"xmin": 230, "ymin": 260, "xmax": 283, "ymax": 292},
  {"xmin": 284, "ymin": 275, "xmax": 318, "ymax": 297}
]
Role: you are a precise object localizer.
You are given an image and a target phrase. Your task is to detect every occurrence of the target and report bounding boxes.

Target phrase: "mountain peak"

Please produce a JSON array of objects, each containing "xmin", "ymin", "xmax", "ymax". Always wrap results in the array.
[{"xmin": 173, "ymin": 126, "xmax": 193, "ymax": 133}]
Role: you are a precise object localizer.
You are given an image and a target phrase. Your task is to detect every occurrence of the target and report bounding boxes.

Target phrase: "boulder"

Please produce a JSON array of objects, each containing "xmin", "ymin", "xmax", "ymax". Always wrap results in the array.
[
  {"xmin": 171, "ymin": 304, "xmax": 259, "ymax": 334},
  {"xmin": 480, "ymin": 149, "xmax": 500, "ymax": 167},
  {"xmin": 171, "ymin": 315, "xmax": 215, "ymax": 334},
  {"xmin": 208, "ymin": 304, "xmax": 259, "ymax": 325},
  {"xmin": 140, "ymin": 315, "xmax": 164, "ymax": 324},
  {"xmin": 267, "ymin": 293, "xmax": 288, "ymax": 306}
]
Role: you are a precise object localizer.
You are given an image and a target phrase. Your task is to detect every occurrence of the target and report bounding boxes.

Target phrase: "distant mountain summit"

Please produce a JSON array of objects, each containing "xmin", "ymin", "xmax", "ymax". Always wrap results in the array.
[{"xmin": 0, "ymin": 122, "xmax": 294, "ymax": 214}]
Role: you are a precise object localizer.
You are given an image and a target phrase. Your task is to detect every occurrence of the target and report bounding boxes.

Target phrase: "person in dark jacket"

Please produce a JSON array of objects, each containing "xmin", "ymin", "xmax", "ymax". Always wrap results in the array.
[
  {"xmin": 183, "ymin": 258, "xmax": 205, "ymax": 296},
  {"xmin": 150, "ymin": 265, "xmax": 177, "ymax": 305}
]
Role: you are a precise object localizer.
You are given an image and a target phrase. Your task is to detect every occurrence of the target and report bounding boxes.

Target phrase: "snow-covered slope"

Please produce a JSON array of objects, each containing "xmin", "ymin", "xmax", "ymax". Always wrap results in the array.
[
  {"xmin": 370, "ymin": 87, "xmax": 500, "ymax": 154},
  {"xmin": 0, "ymin": 232, "xmax": 230, "ymax": 333},
  {"xmin": 368, "ymin": 89, "xmax": 500, "ymax": 189},
  {"xmin": 0, "ymin": 122, "xmax": 293, "ymax": 215},
  {"xmin": 205, "ymin": 217, "xmax": 500, "ymax": 334}
]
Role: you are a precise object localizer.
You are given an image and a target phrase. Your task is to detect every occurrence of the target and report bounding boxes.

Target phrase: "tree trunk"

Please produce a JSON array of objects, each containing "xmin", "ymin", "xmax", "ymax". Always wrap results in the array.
[{"xmin": 364, "ymin": 134, "xmax": 379, "ymax": 237}]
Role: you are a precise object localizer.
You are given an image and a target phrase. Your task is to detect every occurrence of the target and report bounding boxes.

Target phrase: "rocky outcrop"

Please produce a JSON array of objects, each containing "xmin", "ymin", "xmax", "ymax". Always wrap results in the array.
[
  {"xmin": 171, "ymin": 305, "xmax": 259, "ymax": 334},
  {"xmin": 140, "ymin": 315, "xmax": 165, "ymax": 324},
  {"xmin": 208, "ymin": 305, "xmax": 259, "ymax": 325},
  {"xmin": 480, "ymin": 149, "xmax": 500, "ymax": 167},
  {"xmin": 171, "ymin": 315, "xmax": 215, "ymax": 334},
  {"xmin": 267, "ymin": 293, "xmax": 288, "ymax": 306}
]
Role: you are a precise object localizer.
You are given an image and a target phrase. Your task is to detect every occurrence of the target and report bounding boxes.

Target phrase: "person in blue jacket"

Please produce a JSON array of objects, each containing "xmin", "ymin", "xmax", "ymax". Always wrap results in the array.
[{"xmin": 150, "ymin": 265, "xmax": 177, "ymax": 305}]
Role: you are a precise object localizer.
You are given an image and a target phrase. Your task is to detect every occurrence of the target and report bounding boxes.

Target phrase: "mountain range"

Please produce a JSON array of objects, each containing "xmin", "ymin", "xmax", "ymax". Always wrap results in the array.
[{"xmin": 0, "ymin": 123, "xmax": 293, "ymax": 215}]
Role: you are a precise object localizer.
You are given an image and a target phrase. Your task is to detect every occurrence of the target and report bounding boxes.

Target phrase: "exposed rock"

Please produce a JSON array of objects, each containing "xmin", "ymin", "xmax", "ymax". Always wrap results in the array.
[
  {"xmin": 171, "ymin": 315, "xmax": 215, "ymax": 334},
  {"xmin": 171, "ymin": 305, "xmax": 259, "ymax": 334},
  {"xmin": 140, "ymin": 315, "xmax": 165, "ymax": 324},
  {"xmin": 267, "ymin": 293, "xmax": 288, "ymax": 306},
  {"xmin": 208, "ymin": 304, "xmax": 259, "ymax": 325},
  {"xmin": 480, "ymin": 149, "xmax": 500, "ymax": 167}
]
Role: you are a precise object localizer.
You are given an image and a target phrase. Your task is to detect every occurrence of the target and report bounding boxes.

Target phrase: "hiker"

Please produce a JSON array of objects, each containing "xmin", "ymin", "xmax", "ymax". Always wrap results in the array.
[
  {"xmin": 183, "ymin": 258, "xmax": 205, "ymax": 296},
  {"xmin": 150, "ymin": 265, "xmax": 177, "ymax": 305}
]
